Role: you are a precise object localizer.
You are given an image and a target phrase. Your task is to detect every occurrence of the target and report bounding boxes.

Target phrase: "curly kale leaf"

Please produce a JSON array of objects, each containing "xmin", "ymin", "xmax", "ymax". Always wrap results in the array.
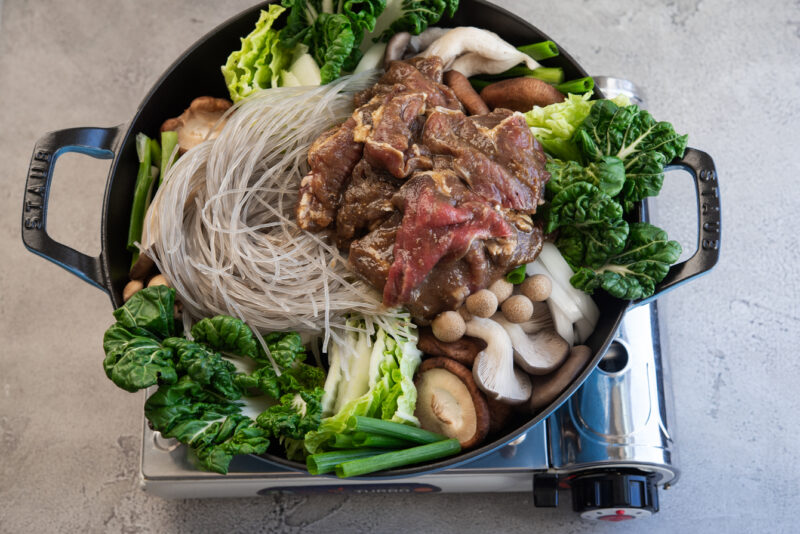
[
  {"xmin": 573, "ymin": 99, "xmax": 688, "ymax": 211},
  {"xmin": 570, "ymin": 222, "xmax": 682, "ymax": 300}
]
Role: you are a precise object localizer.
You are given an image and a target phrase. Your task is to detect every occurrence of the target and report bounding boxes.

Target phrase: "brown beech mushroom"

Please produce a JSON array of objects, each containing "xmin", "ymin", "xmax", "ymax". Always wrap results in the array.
[
  {"xmin": 488, "ymin": 278, "xmax": 514, "ymax": 304},
  {"xmin": 529, "ymin": 345, "xmax": 592, "ymax": 411},
  {"xmin": 161, "ymin": 96, "xmax": 233, "ymax": 154},
  {"xmin": 147, "ymin": 274, "xmax": 169, "ymax": 288},
  {"xmin": 444, "ymin": 70, "xmax": 490, "ymax": 115},
  {"xmin": 414, "ymin": 357, "xmax": 490, "ymax": 449},
  {"xmin": 123, "ymin": 279, "xmax": 143, "ymax": 302},
  {"xmin": 465, "ymin": 316, "xmax": 532, "ymax": 405},
  {"xmin": 501, "ymin": 295, "xmax": 534, "ymax": 323},
  {"xmin": 432, "ymin": 311, "xmax": 466, "ymax": 342},
  {"xmin": 383, "ymin": 31, "xmax": 412, "ymax": 68},
  {"xmin": 129, "ymin": 252, "xmax": 155, "ymax": 281},
  {"xmin": 521, "ymin": 274, "xmax": 552, "ymax": 302},
  {"xmin": 417, "ymin": 328, "xmax": 486, "ymax": 368},
  {"xmin": 465, "ymin": 289, "xmax": 498, "ymax": 318},
  {"xmin": 493, "ymin": 315, "xmax": 569, "ymax": 375},
  {"xmin": 480, "ymin": 78, "xmax": 565, "ymax": 112}
]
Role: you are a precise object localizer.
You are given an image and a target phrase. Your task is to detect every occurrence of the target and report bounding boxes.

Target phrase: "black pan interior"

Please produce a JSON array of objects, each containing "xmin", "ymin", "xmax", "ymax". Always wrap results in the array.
[{"xmin": 99, "ymin": 0, "xmax": 627, "ymax": 476}]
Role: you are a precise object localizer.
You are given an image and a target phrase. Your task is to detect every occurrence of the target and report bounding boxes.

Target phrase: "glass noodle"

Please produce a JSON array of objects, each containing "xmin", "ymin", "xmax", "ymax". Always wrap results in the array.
[{"xmin": 142, "ymin": 71, "xmax": 404, "ymax": 349}]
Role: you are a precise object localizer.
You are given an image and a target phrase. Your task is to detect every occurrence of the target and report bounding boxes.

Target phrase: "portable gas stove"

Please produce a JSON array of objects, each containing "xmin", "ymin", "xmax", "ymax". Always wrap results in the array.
[{"xmin": 139, "ymin": 79, "xmax": 680, "ymax": 521}]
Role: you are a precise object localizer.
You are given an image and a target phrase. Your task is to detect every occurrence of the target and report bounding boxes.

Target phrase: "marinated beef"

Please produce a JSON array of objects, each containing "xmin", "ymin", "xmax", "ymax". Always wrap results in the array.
[{"xmin": 296, "ymin": 57, "xmax": 550, "ymax": 320}]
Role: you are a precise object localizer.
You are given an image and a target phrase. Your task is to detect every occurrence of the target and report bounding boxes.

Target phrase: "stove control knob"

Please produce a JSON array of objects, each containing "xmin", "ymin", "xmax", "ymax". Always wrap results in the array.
[{"xmin": 570, "ymin": 470, "xmax": 659, "ymax": 520}]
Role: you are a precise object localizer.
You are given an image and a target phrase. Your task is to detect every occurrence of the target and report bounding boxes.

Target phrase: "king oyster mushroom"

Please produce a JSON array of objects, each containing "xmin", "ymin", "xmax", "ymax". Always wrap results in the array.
[
  {"xmin": 414, "ymin": 357, "xmax": 490, "ymax": 449},
  {"xmin": 493, "ymin": 314, "xmax": 569, "ymax": 375},
  {"xmin": 529, "ymin": 345, "xmax": 593, "ymax": 411},
  {"xmin": 416, "ymin": 27, "xmax": 541, "ymax": 78},
  {"xmin": 465, "ymin": 317, "xmax": 532, "ymax": 404}
]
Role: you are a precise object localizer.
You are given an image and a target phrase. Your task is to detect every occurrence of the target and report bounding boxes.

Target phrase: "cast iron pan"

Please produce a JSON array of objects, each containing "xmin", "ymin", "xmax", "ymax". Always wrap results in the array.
[{"xmin": 21, "ymin": 0, "xmax": 720, "ymax": 477}]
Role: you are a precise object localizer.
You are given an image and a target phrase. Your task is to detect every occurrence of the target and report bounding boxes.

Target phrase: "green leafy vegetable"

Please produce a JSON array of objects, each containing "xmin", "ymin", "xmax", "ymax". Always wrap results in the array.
[
  {"xmin": 112, "ymin": 285, "xmax": 176, "ymax": 339},
  {"xmin": 280, "ymin": 0, "xmax": 372, "ymax": 84},
  {"xmin": 304, "ymin": 316, "xmax": 422, "ymax": 455},
  {"xmin": 546, "ymin": 156, "xmax": 625, "ymax": 198},
  {"xmin": 570, "ymin": 222, "xmax": 682, "ymax": 300},
  {"xmin": 103, "ymin": 335, "xmax": 177, "ymax": 393},
  {"xmin": 162, "ymin": 338, "xmax": 242, "ymax": 400},
  {"xmin": 144, "ymin": 376, "xmax": 270, "ymax": 474},
  {"xmin": 524, "ymin": 93, "xmax": 631, "ymax": 162},
  {"xmin": 101, "ymin": 287, "xmax": 326, "ymax": 473},
  {"xmin": 221, "ymin": 5, "xmax": 294, "ymax": 101},
  {"xmin": 374, "ymin": 0, "xmax": 459, "ymax": 41},
  {"xmin": 191, "ymin": 315, "xmax": 258, "ymax": 359},
  {"xmin": 574, "ymin": 99, "xmax": 688, "ymax": 211},
  {"xmin": 233, "ymin": 332, "xmax": 324, "ymax": 399},
  {"xmin": 257, "ymin": 388, "xmax": 325, "ymax": 440},
  {"xmin": 543, "ymin": 182, "xmax": 629, "ymax": 270},
  {"xmin": 545, "ymin": 182, "xmax": 623, "ymax": 234}
]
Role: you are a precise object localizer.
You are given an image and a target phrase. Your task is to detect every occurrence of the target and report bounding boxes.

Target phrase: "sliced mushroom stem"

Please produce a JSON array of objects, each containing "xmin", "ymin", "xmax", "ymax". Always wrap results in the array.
[
  {"xmin": 465, "ymin": 317, "xmax": 531, "ymax": 405},
  {"xmin": 384, "ymin": 32, "xmax": 412, "ymax": 69},
  {"xmin": 529, "ymin": 345, "xmax": 592, "ymax": 411},
  {"xmin": 494, "ymin": 315, "xmax": 569, "ymax": 375}
]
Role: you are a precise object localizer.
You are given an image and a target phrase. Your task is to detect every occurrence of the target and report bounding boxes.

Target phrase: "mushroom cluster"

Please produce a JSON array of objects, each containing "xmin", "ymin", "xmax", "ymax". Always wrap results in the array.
[{"xmin": 417, "ymin": 265, "xmax": 596, "ymax": 449}]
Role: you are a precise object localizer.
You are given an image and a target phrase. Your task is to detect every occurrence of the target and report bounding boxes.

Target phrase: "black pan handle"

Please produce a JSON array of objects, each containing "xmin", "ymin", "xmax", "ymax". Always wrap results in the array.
[
  {"xmin": 634, "ymin": 147, "xmax": 721, "ymax": 306},
  {"xmin": 21, "ymin": 126, "xmax": 124, "ymax": 292}
]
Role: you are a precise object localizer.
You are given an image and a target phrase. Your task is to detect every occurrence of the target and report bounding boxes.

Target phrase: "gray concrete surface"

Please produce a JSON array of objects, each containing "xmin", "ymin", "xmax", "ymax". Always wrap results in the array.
[{"xmin": 1, "ymin": 0, "xmax": 798, "ymax": 532}]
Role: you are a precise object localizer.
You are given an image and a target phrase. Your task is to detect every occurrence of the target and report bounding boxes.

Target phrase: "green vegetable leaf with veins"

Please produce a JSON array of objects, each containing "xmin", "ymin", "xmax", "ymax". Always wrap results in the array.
[
  {"xmin": 544, "ymin": 182, "xmax": 629, "ymax": 269},
  {"xmin": 573, "ymin": 99, "xmax": 688, "ymax": 211},
  {"xmin": 546, "ymin": 156, "xmax": 625, "ymax": 198},
  {"xmin": 163, "ymin": 338, "xmax": 242, "ymax": 400},
  {"xmin": 570, "ymin": 222, "xmax": 682, "ymax": 300},
  {"xmin": 112, "ymin": 284, "xmax": 175, "ymax": 340},
  {"xmin": 376, "ymin": 0, "xmax": 459, "ymax": 41},
  {"xmin": 191, "ymin": 315, "xmax": 258, "ymax": 359},
  {"xmin": 144, "ymin": 377, "xmax": 270, "ymax": 474},
  {"xmin": 257, "ymin": 388, "xmax": 325, "ymax": 440},
  {"xmin": 103, "ymin": 336, "xmax": 177, "ymax": 393}
]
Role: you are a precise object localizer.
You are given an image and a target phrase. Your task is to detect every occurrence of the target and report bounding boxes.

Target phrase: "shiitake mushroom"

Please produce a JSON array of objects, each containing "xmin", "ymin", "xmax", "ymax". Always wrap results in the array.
[{"xmin": 414, "ymin": 357, "xmax": 490, "ymax": 449}]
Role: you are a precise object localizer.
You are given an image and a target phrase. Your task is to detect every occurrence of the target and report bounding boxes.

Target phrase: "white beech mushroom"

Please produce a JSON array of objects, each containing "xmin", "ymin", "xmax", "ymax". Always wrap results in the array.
[
  {"xmin": 465, "ymin": 316, "xmax": 532, "ymax": 404},
  {"xmin": 417, "ymin": 27, "xmax": 541, "ymax": 78},
  {"xmin": 123, "ymin": 280, "xmax": 143, "ymax": 302},
  {"xmin": 493, "ymin": 315, "xmax": 570, "ymax": 375},
  {"xmin": 147, "ymin": 274, "xmax": 169, "ymax": 288}
]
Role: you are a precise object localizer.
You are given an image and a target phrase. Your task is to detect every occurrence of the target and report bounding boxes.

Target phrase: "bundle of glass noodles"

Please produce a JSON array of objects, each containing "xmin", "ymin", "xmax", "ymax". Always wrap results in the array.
[{"xmin": 142, "ymin": 72, "xmax": 402, "ymax": 348}]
